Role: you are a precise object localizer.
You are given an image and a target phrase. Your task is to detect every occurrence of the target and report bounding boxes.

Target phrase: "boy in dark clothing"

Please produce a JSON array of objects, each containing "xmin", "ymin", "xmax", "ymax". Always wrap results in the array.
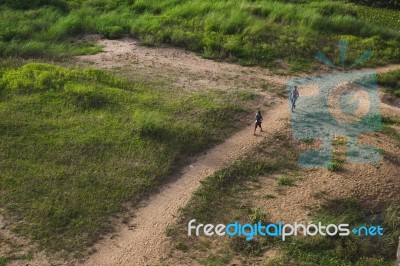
[
  {"xmin": 290, "ymin": 85, "xmax": 299, "ymax": 112},
  {"xmin": 254, "ymin": 111, "xmax": 263, "ymax": 135}
]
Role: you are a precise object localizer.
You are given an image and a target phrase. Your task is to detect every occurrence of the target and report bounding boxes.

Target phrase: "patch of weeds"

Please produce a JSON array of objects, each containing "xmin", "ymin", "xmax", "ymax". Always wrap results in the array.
[
  {"xmin": 282, "ymin": 197, "xmax": 399, "ymax": 265},
  {"xmin": 378, "ymin": 148, "xmax": 387, "ymax": 156},
  {"xmin": 327, "ymin": 160, "xmax": 343, "ymax": 171},
  {"xmin": 278, "ymin": 176, "xmax": 295, "ymax": 186},
  {"xmin": 248, "ymin": 207, "xmax": 267, "ymax": 224},
  {"xmin": 202, "ymin": 253, "xmax": 231, "ymax": 266},
  {"xmin": 0, "ymin": 256, "xmax": 8, "ymax": 266},
  {"xmin": 165, "ymin": 227, "xmax": 175, "ymax": 237},
  {"xmin": 378, "ymin": 70, "xmax": 400, "ymax": 99},
  {"xmin": 72, "ymin": 41, "xmax": 102, "ymax": 56},
  {"xmin": 381, "ymin": 116, "xmax": 400, "ymax": 126},
  {"xmin": 275, "ymin": 133, "xmax": 286, "ymax": 141},
  {"xmin": 175, "ymin": 242, "xmax": 189, "ymax": 252},
  {"xmin": 235, "ymin": 91, "xmax": 256, "ymax": 101},
  {"xmin": 229, "ymin": 237, "xmax": 264, "ymax": 256},
  {"xmin": 311, "ymin": 190, "xmax": 328, "ymax": 200},
  {"xmin": 261, "ymin": 82, "xmax": 270, "ymax": 91},
  {"xmin": 327, "ymin": 154, "xmax": 344, "ymax": 172},
  {"xmin": 382, "ymin": 125, "xmax": 400, "ymax": 144}
]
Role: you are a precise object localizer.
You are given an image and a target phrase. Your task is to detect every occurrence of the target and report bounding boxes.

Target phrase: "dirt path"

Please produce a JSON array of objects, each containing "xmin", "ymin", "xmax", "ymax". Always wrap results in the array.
[
  {"xmin": 76, "ymin": 36, "xmax": 287, "ymax": 93},
  {"xmin": 83, "ymin": 102, "xmax": 288, "ymax": 266},
  {"xmin": 76, "ymin": 37, "xmax": 399, "ymax": 266},
  {"xmin": 77, "ymin": 36, "xmax": 289, "ymax": 265}
]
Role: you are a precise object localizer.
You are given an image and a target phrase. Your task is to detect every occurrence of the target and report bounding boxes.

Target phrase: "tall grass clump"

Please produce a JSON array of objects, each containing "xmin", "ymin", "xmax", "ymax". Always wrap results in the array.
[
  {"xmin": 378, "ymin": 70, "xmax": 400, "ymax": 98},
  {"xmin": 1, "ymin": 0, "xmax": 400, "ymax": 67}
]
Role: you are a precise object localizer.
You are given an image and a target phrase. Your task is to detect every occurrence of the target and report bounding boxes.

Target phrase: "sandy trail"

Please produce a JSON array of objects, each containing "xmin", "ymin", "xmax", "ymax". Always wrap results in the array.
[
  {"xmin": 76, "ymin": 36, "xmax": 287, "ymax": 92},
  {"xmin": 83, "ymin": 102, "xmax": 288, "ymax": 266},
  {"xmin": 0, "ymin": 34, "xmax": 397, "ymax": 266},
  {"xmin": 76, "ymin": 37, "xmax": 400, "ymax": 266},
  {"xmin": 77, "ymin": 36, "xmax": 290, "ymax": 266}
]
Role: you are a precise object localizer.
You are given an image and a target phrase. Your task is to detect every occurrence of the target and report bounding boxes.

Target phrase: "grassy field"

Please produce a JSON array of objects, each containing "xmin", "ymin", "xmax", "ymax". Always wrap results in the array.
[
  {"xmin": 0, "ymin": 0, "xmax": 400, "ymax": 69},
  {"xmin": 0, "ymin": 62, "xmax": 256, "ymax": 258},
  {"xmin": 0, "ymin": 0, "xmax": 399, "ymax": 264}
]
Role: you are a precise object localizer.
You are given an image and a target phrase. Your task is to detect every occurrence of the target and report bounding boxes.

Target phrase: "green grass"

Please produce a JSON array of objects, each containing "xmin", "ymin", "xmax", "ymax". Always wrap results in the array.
[
  {"xmin": 71, "ymin": 41, "xmax": 103, "ymax": 56},
  {"xmin": 382, "ymin": 125, "xmax": 400, "ymax": 145},
  {"xmin": 168, "ymin": 132, "xmax": 298, "ymax": 264},
  {"xmin": 381, "ymin": 115, "xmax": 400, "ymax": 145},
  {"xmin": 170, "ymin": 128, "xmax": 400, "ymax": 265},
  {"xmin": 1, "ymin": 1, "xmax": 400, "ymax": 68},
  {"xmin": 175, "ymin": 242, "xmax": 189, "ymax": 252},
  {"xmin": 284, "ymin": 197, "xmax": 399, "ymax": 266},
  {"xmin": 278, "ymin": 176, "xmax": 295, "ymax": 186},
  {"xmin": 327, "ymin": 160, "xmax": 343, "ymax": 171},
  {"xmin": 381, "ymin": 116, "xmax": 400, "ymax": 126},
  {"xmin": 357, "ymin": 5, "xmax": 400, "ymax": 29},
  {"xmin": 0, "ymin": 62, "xmax": 250, "ymax": 255},
  {"xmin": 202, "ymin": 253, "xmax": 232, "ymax": 266},
  {"xmin": 179, "ymin": 135, "xmax": 299, "ymax": 223},
  {"xmin": 378, "ymin": 70, "xmax": 400, "ymax": 98}
]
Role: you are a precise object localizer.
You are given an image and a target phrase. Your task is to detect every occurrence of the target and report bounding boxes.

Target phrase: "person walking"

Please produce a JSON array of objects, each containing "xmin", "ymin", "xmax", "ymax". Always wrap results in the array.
[
  {"xmin": 254, "ymin": 110, "xmax": 263, "ymax": 135},
  {"xmin": 290, "ymin": 85, "xmax": 299, "ymax": 112}
]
